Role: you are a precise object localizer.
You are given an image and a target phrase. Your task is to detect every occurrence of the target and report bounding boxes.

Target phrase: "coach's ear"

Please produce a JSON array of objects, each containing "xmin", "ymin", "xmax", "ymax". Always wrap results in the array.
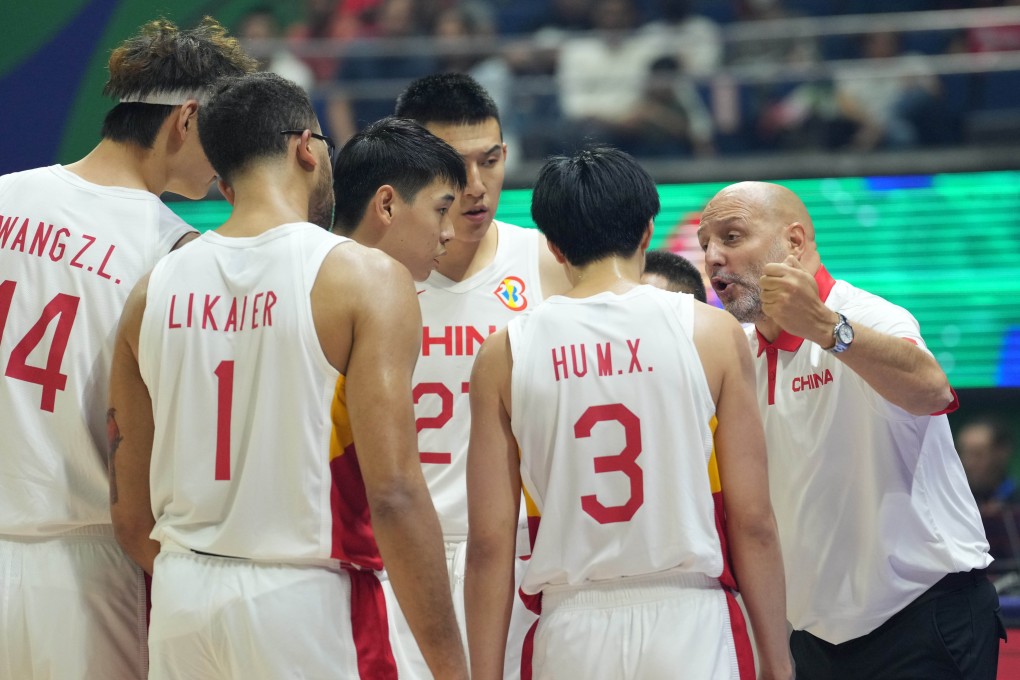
[
  {"xmin": 546, "ymin": 238, "xmax": 567, "ymax": 265},
  {"xmin": 786, "ymin": 221, "xmax": 807, "ymax": 259}
]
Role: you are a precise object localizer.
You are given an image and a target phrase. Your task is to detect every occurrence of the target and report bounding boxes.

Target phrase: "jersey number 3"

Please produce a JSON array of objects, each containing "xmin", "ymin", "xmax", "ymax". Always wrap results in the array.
[
  {"xmin": 0, "ymin": 280, "xmax": 80, "ymax": 413},
  {"xmin": 576, "ymin": 404, "xmax": 644, "ymax": 524}
]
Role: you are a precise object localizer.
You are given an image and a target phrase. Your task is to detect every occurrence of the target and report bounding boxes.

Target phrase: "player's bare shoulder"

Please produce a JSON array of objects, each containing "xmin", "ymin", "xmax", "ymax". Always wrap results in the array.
[
  {"xmin": 693, "ymin": 302, "xmax": 745, "ymax": 345},
  {"xmin": 692, "ymin": 302, "xmax": 751, "ymax": 398},
  {"xmin": 472, "ymin": 327, "xmax": 513, "ymax": 411},
  {"xmin": 475, "ymin": 327, "xmax": 511, "ymax": 375},
  {"xmin": 317, "ymin": 240, "xmax": 417, "ymax": 305},
  {"xmin": 310, "ymin": 240, "xmax": 419, "ymax": 371}
]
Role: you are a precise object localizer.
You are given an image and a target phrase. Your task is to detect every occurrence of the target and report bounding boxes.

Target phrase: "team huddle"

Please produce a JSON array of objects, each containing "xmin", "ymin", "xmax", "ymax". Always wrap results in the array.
[{"xmin": 0, "ymin": 17, "xmax": 1003, "ymax": 680}]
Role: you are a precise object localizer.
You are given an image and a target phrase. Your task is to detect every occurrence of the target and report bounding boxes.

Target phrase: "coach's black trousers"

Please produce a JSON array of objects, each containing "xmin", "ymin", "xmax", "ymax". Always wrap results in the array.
[{"xmin": 790, "ymin": 569, "xmax": 1005, "ymax": 680}]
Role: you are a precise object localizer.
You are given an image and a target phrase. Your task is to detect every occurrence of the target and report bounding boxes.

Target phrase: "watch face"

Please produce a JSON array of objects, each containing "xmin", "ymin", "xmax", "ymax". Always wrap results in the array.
[{"xmin": 837, "ymin": 324, "xmax": 854, "ymax": 344}]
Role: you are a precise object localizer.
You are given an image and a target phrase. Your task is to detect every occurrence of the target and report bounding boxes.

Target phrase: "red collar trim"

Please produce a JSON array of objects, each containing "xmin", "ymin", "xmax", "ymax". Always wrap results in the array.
[
  {"xmin": 756, "ymin": 265, "xmax": 836, "ymax": 357},
  {"xmin": 815, "ymin": 264, "xmax": 837, "ymax": 302}
]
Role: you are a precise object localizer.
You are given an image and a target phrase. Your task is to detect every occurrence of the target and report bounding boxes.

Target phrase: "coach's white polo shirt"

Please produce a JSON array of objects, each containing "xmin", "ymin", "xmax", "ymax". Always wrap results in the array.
[{"xmin": 751, "ymin": 265, "xmax": 990, "ymax": 644}]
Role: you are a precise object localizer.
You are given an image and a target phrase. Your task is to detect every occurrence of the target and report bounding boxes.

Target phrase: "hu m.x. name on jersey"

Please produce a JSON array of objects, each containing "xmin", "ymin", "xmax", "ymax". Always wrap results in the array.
[{"xmin": 508, "ymin": 286, "xmax": 734, "ymax": 597}]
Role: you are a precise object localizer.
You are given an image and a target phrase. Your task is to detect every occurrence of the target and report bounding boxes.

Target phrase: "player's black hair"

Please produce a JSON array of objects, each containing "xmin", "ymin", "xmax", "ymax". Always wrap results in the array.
[
  {"xmin": 332, "ymin": 116, "xmax": 468, "ymax": 233},
  {"xmin": 198, "ymin": 72, "xmax": 317, "ymax": 184},
  {"xmin": 394, "ymin": 73, "xmax": 501, "ymax": 134},
  {"xmin": 644, "ymin": 249, "xmax": 707, "ymax": 302},
  {"xmin": 531, "ymin": 146, "xmax": 660, "ymax": 268},
  {"xmin": 101, "ymin": 17, "xmax": 257, "ymax": 148}
]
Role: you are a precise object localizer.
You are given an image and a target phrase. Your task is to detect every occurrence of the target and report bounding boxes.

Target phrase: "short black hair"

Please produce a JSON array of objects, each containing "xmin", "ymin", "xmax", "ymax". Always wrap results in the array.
[
  {"xmin": 394, "ymin": 73, "xmax": 501, "ymax": 132},
  {"xmin": 332, "ymin": 116, "xmax": 468, "ymax": 233},
  {"xmin": 644, "ymin": 250, "xmax": 706, "ymax": 301},
  {"xmin": 531, "ymin": 146, "xmax": 660, "ymax": 268},
  {"xmin": 198, "ymin": 72, "xmax": 317, "ymax": 184},
  {"xmin": 101, "ymin": 17, "xmax": 257, "ymax": 148}
]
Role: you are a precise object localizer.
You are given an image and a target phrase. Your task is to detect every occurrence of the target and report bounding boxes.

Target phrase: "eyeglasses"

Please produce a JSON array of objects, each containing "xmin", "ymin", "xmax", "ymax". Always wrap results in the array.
[{"xmin": 280, "ymin": 129, "xmax": 336, "ymax": 163}]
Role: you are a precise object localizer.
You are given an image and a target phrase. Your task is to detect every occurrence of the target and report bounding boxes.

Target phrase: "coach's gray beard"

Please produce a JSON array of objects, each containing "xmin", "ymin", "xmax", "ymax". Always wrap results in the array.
[
  {"xmin": 724, "ymin": 240, "xmax": 789, "ymax": 324},
  {"xmin": 724, "ymin": 282, "xmax": 762, "ymax": 324}
]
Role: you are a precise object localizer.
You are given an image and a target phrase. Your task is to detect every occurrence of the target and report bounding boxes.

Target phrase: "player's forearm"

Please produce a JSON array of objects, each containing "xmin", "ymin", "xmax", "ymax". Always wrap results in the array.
[
  {"xmin": 728, "ymin": 514, "xmax": 793, "ymax": 680},
  {"xmin": 125, "ymin": 537, "xmax": 159, "ymax": 575},
  {"xmin": 370, "ymin": 482, "xmax": 468, "ymax": 679},
  {"xmin": 465, "ymin": 533, "xmax": 516, "ymax": 680},
  {"xmin": 111, "ymin": 511, "xmax": 159, "ymax": 575},
  {"xmin": 107, "ymin": 390, "xmax": 158, "ymax": 574}
]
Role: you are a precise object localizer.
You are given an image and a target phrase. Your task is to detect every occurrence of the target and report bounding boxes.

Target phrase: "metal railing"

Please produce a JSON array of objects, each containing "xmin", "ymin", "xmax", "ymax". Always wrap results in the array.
[{"xmin": 241, "ymin": 6, "xmax": 1020, "ymax": 183}]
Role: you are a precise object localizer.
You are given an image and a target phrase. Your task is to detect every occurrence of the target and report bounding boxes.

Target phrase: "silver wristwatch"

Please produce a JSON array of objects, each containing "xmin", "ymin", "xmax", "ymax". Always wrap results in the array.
[{"xmin": 830, "ymin": 313, "xmax": 854, "ymax": 353}]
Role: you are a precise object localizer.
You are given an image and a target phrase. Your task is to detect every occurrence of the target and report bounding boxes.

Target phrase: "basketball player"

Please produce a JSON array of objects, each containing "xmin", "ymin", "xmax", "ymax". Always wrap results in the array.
[
  {"xmin": 389, "ymin": 72, "xmax": 571, "ymax": 679},
  {"xmin": 0, "ymin": 18, "xmax": 254, "ymax": 680},
  {"xmin": 464, "ymin": 147, "xmax": 792, "ymax": 680},
  {"xmin": 109, "ymin": 73, "xmax": 466, "ymax": 679},
  {"xmin": 331, "ymin": 116, "xmax": 465, "ymax": 282},
  {"xmin": 642, "ymin": 248, "xmax": 708, "ymax": 302}
]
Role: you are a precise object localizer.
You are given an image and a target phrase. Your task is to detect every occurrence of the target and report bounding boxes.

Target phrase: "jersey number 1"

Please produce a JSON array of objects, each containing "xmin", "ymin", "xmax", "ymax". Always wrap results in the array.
[
  {"xmin": 0, "ymin": 280, "xmax": 80, "ymax": 413},
  {"xmin": 213, "ymin": 360, "xmax": 234, "ymax": 480},
  {"xmin": 575, "ymin": 404, "xmax": 644, "ymax": 524}
]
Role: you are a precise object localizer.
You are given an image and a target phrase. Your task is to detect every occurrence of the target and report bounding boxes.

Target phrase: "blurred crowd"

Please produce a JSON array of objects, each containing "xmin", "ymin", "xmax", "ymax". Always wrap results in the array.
[
  {"xmin": 957, "ymin": 415, "xmax": 1020, "ymax": 577},
  {"xmin": 236, "ymin": 0, "xmax": 1020, "ymax": 163}
]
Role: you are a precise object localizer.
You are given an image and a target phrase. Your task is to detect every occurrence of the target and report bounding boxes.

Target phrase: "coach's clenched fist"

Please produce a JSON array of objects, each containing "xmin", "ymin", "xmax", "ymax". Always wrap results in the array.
[{"xmin": 760, "ymin": 255, "xmax": 839, "ymax": 348}]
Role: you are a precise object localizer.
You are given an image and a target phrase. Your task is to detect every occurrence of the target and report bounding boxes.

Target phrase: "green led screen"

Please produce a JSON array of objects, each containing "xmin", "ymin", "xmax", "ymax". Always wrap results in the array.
[{"xmin": 169, "ymin": 171, "xmax": 1020, "ymax": 389}]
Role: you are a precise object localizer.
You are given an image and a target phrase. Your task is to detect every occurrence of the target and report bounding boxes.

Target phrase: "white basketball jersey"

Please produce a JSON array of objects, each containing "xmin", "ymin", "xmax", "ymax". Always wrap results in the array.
[
  {"xmin": 414, "ymin": 221, "xmax": 544, "ymax": 539},
  {"xmin": 0, "ymin": 165, "xmax": 192, "ymax": 535},
  {"xmin": 507, "ymin": 286, "xmax": 724, "ymax": 595},
  {"xmin": 140, "ymin": 224, "xmax": 383, "ymax": 569}
]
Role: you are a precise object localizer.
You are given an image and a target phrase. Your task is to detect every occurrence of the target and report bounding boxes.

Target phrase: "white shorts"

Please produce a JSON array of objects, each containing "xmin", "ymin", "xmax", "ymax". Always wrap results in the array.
[
  {"xmin": 529, "ymin": 570, "xmax": 753, "ymax": 680},
  {"xmin": 383, "ymin": 533, "xmax": 538, "ymax": 679},
  {"xmin": 0, "ymin": 526, "xmax": 148, "ymax": 680},
  {"xmin": 149, "ymin": 549, "xmax": 395, "ymax": 679}
]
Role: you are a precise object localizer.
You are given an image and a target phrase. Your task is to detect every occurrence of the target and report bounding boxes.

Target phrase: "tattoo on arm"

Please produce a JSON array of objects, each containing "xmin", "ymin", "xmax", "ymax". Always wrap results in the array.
[{"xmin": 107, "ymin": 408, "xmax": 123, "ymax": 504}]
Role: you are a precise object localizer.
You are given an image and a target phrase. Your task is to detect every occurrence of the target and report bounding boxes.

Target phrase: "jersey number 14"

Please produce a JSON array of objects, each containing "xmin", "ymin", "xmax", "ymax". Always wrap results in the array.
[{"xmin": 0, "ymin": 280, "xmax": 80, "ymax": 413}]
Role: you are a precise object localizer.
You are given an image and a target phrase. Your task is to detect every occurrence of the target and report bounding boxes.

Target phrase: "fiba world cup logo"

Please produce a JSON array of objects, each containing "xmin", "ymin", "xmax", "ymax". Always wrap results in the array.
[{"xmin": 494, "ymin": 276, "xmax": 528, "ymax": 311}]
